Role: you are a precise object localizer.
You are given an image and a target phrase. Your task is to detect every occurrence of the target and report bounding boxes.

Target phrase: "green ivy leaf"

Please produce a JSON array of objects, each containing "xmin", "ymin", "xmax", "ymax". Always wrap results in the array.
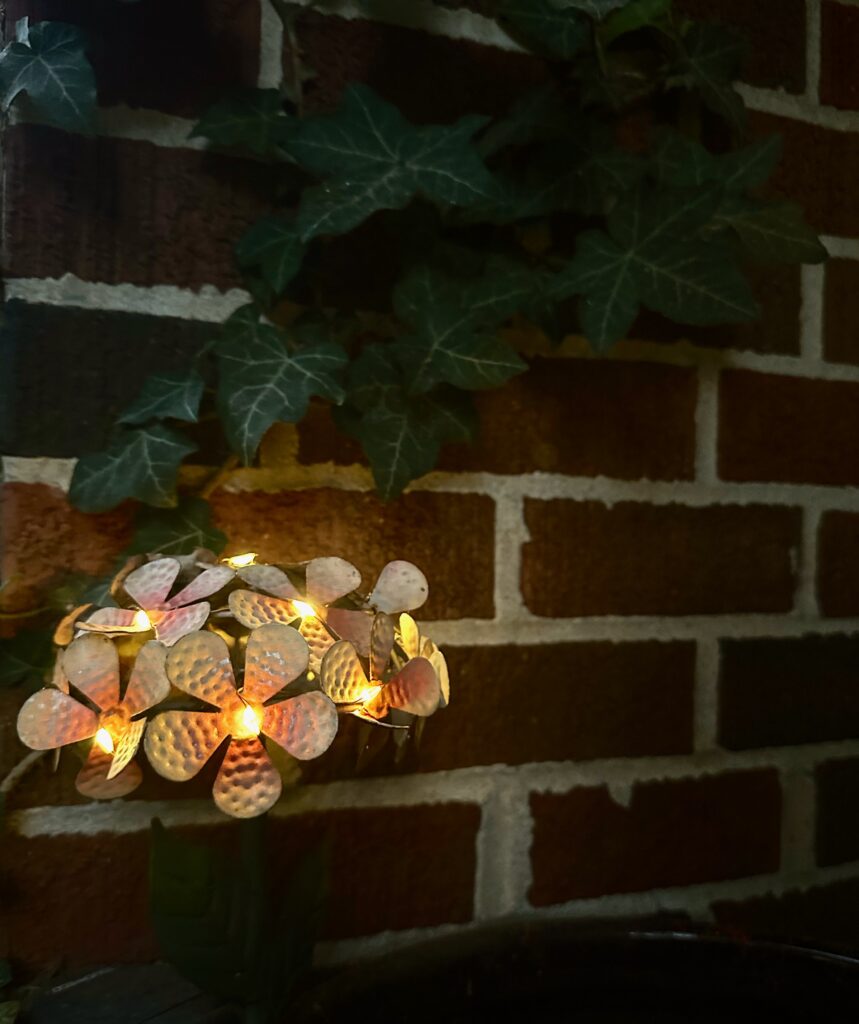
[
  {"xmin": 567, "ymin": 231, "xmax": 639, "ymax": 351},
  {"xmin": 350, "ymin": 401, "xmax": 443, "ymax": 499},
  {"xmin": 651, "ymin": 130, "xmax": 717, "ymax": 187},
  {"xmin": 718, "ymin": 198, "xmax": 828, "ymax": 264},
  {"xmin": 343, "ymin": 344, "xmax": 403, "ymax": 412},
  {"xmin": 601, "ymin": 0, "xmax": 671, "ymax": 44},
  {"xmin": 477, "ymin": 85, "xmax": 568, "ymax": 158},
  {"xmin": 0, "ymin": 19, "xmax": 96, "ymax": 133},
  {"xmin": 0, "ymin": 629, "xmax": 54, "ymax": 689},
  {"xmin": 236, "ymin": 215, "xmax": 305, "ymax": 292},
  {"xmin": 677, "ymin": 23, "xmax": 747, "ymax": 131},
  {"xmin": 126, "ymin": 498, "xmax": 227, "ymax": 557},
  {"xmin": 715, "ymin": 135, "xmax": 783, "ymax": 192},
  {"xmin": 497, "ymin": 0, "xmax": 591, "ymax": 58},
  {"xmin": 547, "ymin": 0, "xmax": 627, "ymax": 18},
  {"xmin": 69, "ymin": 425, "xmax": 196, "ymax": 512},
  {"xmin": 118, "ymin": 368, "xmax": 205, "ymax": 426},
  {"xmin": 190, "ymin": 88, "xmax": 291, "ymax": 157}
]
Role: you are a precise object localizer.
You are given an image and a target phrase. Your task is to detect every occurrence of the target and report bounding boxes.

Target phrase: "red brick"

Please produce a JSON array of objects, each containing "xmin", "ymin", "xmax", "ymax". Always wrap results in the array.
[
  {"xmin": 521, "ymin": 500, "xmax": 800, "ymax": 617},
  {"xmin": 818, "ymin": 511, "xmax": 859, "ymax": 617},
  {"xmin": 821, "ymin": 1, "xmax": 859, "ymax": 110},
  {"xmin": 815, "ymin": 758, "xmax": 859, "ymax": 866},
  {"xmin": 718, "ymin": 635, "xmax": 859, "ymax": 749},
  {"xmin": 4, "ymin": 127, "xmax": 275, "ymax": 288},
  {"xmin": 823, "ymin": 259, "xmax": 859, "ymax": 365},
  {"xmin": 529, "ymin": 770, "xmax": 781, "ymax": 904},
  {"xmin": 719, "ymin": 370, "xmax": 859, "ymax": 486},
  {"xmin": 5, "ymin": 0, "xmax": 259, "ymax": 118},
  {"xmin": 209, "ymin": 488, "xmax": 494, "ymax": 620}
]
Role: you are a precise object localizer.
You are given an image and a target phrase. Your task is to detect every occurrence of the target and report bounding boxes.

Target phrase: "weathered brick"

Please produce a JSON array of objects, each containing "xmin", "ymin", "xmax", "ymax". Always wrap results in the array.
[
  {"xmin": 4, "ymin": 126, "xmax": 276, "ymax": 288},
  {"xmin": 818, "ymin": 511, "xmax": 859, "ymax": 617},
  {"xmin": 5, "ymin": 0, "xmax": 259, "ymax": 117},
  {"xmin": 719, "ymin": 370, "xmax": 859, "ymax": 486},
  {"xmin": 820, "ymin": 1, "xmax": 859, "ymax": 110},
  {"xmin": 529, "ymin": 770, "xmax": 781, "ymax": 904},
  {"xmin": 719, "ymin": 635, "xmax": 859, "ymax": 749},
  {"xmin": 815, "ymin": 758, "xmax": 859, "ymax": 866},
  {"xmin": 823, "ymin": 259, "xmax": 859, "ymax": 365},
  {"xmin": 521, "ymin": 500, "xmax": 800, "ymax": 617},
  {"xmin": 209, "ymin": 488, "xmax": 494, "ymax": 620}
]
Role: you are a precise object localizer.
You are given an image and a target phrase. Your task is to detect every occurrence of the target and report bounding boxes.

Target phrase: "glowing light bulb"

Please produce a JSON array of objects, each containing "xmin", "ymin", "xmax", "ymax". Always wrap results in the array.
[
  {"xmin": 357, "ymin": 684, "xmax": 382, "ymax": 705},
  {"xmin": 234, "ymin": 702, "xmax": 262, "ymax": 739},
  {"xmin": 132, "ymin": 610, "xmax": 151, "ymax": 631},
  {"xmin": 226, "ymin": 552, "xmax": 257, "ymax": 569},
  {"xmin": 94, "ymin": 727, "xmax": 114, "ymax": 754},
  {"xmin": 292, "ymin": 600, "xmax": 316, "ymax": 619}
]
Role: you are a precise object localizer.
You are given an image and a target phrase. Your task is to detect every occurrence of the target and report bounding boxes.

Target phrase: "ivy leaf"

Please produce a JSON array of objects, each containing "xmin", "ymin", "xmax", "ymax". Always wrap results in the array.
[
  {"xmin": 69, "ymin": 425, "xmax": 196, "ymax": 512},
  {"xmin": 190, "ymin": 88, "xmax": 291, "ymax": 157},
  {"xmin": 477, "ymin": 85, "xmax": 568, "ymax": 158},
  {"xmin": 677, "ymin": 23, "xmax": 747, "ymax": 131},
  {"xmin": 217, "ymin": 314, "xmax": 347, "ymax": 463},
  {"xmin": 718, "ymin": 199, "xmax": 828, "ymax": 264},
  {"xmin": 547, "ymin": 0, "xmax": 627, "ymax": 18},
  {"xmin": 118, "ymin": 368, "xmax": 205, "ymax": 426},
  {"xmin": 0, "ymin": 629, "xmax": 54, "ymax": 688},
  {"xmin": 0, "ymin": 20, "xmax": 96, "ymax": 133},
  {"xmin": 497, "ymin": 0, "xmax": 591, "ymax": 58},
  {"xmin": 127, "ymin": 498, "xmax": 227, "ymax": 557},
  {"xmin": 562, "ymin": 230, "xmax": 639, "ymax": 351},
  {"xmin": 425, "ymin": 386, "xmax": 479, "ymax": 443},
  {"xmin": 601, "ymin": 0, "xmax": 671, "ymax": 44},
  {"xmin": 651, "ymin": 130, "xmax": 717, "ymax": 187},
  {"xmin": 344, "ymin": 344, "xmax": 403, "ymax": 412},
  {"xmin": 236, "ymin": 216, "xmax": 305, "ymax": 292},
  {"xmin": 715, "ymin": 135, "xmax": 783, "ymax": 192}
]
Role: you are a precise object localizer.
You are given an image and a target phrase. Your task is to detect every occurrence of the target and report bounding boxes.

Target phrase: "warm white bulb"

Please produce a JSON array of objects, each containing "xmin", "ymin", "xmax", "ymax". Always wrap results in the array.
[
  {"xmin": 357, "ymin": 684, "xmax": 382, "ymax": 705},
  {"xmin": 291, "ymin": 600, "xmax": 316, "ymax": 619},
  {"xmin": 235, "ymin": 702, "xmax": 262, "ymax": 739},
  {"xmin": 226, "ymin": 552, "xmax": 257, "ymax": 568},
  {"xmin": 132, "ymin": 610, "xmax": 151, "ymax": 631},
  {"xmin": 94, "ymin": 727, "xmax": 114, "ymax": 754}
]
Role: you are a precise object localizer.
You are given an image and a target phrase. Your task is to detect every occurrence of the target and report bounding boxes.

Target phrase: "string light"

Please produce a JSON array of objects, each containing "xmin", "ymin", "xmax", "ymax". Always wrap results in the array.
[
  {"xmin": 132, "ymin": 609, "xmax": 151, "ymax": 631},
  {"xmin": 94, "ymin": 727, "xmax": 115, "ymax": 754},
  {"xmin": 291, "ymin": 600, "xmax": 316, "ymax": 619},
  {"xmin": 225, "ymin": 552, "xmax": 257, "ymax": 569},
  {"xmin": 233, "ymin": 702, "xmax": 262, "ymax": 739}
]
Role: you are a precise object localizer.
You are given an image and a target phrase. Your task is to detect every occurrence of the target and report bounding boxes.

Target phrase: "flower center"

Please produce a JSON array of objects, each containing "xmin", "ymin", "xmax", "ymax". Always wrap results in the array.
[{"xmin": 231, "ymin": 701, "xmax": 262, "ymax": 740}]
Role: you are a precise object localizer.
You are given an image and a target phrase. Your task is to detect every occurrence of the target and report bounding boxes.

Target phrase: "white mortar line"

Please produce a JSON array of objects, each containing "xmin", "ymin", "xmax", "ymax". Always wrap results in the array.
[
  {"xmin": 259, "ymin": 1, "xmax": 285, "ymax": 89},
  {"xmin": 693, "ymin": 638, "xmax": 720, "ymax": 753},
  {"xmin": 821, "ymin": 235, "xmax": 859, "ymax": 259},
  {"xmin": 694, "ymin": 365, "xmax": 719, "ymax": 485},
  {"xmin": 738, "ymin": 81, "xmax": 859, "ymax": 132},
  {"xmin": 799, "ymin": 263, "xmax": 825, "ymax": 361},
  {"xmin": 473, "ymin": 776, "xmax": 533, "ymax": 920},
  {"xmin": 779, "ymin": 766, "xmax": 817, "ymax": 875},
  {"xmin": 806, "ymin": 0, "xmax": 822, "ymax": 105},
  {"xmin": 491, "ymin": 489, "xmax": 528, "ymax": 624},
  {"xmin": 795, "ymin": 506, "xmax": 822, "ymax": 617}
]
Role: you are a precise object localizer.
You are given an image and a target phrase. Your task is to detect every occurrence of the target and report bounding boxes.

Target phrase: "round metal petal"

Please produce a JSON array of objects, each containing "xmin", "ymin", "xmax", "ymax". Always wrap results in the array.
[
  {"xmin": 238, "ymin": 564, "xmax": 300, "ymax": 599},
  {"xmin": 398, "ymin": 612, "xmax": 421, "ymax": 660},
  {"xmin": 106, "ymin": 717, "xmax": 146, "ymax": 779},
  {"xmin": 319, "ymin": 640, "xmax": 369, "ymax": 704},
  {"xmin": 144, "ymin": 709, "xmax": 226, "ymax": 781},
  {"xmin": 263, "ymin": 691, "xmax": 338, "ymax": 760},
  {"xmin": 299, "ymin": 615, "xmax": 335, "ymax": 675},
  {"xmin": 76, "ymin": 746, "xmax": 142, "ymax": 800},
  {"xmin": 166, "ymin": 631, "xmax": 238, "ymax": 707},
  {"xmin": 368, "ymin": 561, "xmax": 429, "ymax": 614},
  {"xmin": 62, "ymin": 633, "xmax": 120, "ymax": 710},
  {"xmin": 243, "ymin": 622, "xmax": 309, "ymax": 704},
  {"xmin": 17, "ymin": 689, "xmax": 97, "ymax": 750},
  {"xmin": 370, "ymin": 613, "xmax": 395, "ymax": 681},
  {"xmin": 213, "ymin": 737, "xmax": 281, "ymax": 818},
  {"xmin": 51, "ymin": 656, "xmax": 70, "ymax": 694},
  {"xmin": 386, "ymin": 657, "xmax": 440, "ymax": 717},
  {"xmin": 123, "ymin": 640, "xmax": 171, "ymax": 716},
  {"xmin": 123, "ymin": 557, "xmax": 181, "ymax": 608},
  {"xmin": 155, "ymin": 602, "xmax": 210, "ymax": 646},
  {"xmin": 166, "ymin": 565, "xmax": 235, "ymax": 609},
  {"xmin": 326, "ymin": 608, "xmax": 372, "ymax": 656},
  {"xmin": 305, "ymin": 556, "xmax": 361, "ymax": 606},
  {"xmin": 229, "ymin": 590, "xmax": 297, "ymax": 629},
  {"xmin": 77, "ymin": 608, "xmax": 138, "ymax": 635}
]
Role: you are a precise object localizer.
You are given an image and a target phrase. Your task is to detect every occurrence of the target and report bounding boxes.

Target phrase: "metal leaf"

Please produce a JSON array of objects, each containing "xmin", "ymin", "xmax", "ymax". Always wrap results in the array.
[
  {"xmin": 155, "ymin": 602, "xmax": 211, "ymax": 646},
  {"xmin": 368, "ymin": 560, "xmax": 429, "ymax": 614},
  {"xmin": 76, "ymin": 607, "xmax": 137, "ymax": 635},
  {"xmin": 243, "ymin": 622, "xmax": 309, "ymax": 704},
  {"xmin": 386, "ymin": 657, "xmax": 440, "ymax": 716},
  {"xmin": 263, "ymin": 691, "xmax": 338, "ymax": 760},
  {"xmin": 51, "ymin": 656, "xmax": 70, "ymax": 694},
  {"xmin": 107, "ymin": 717, "xmax": 146, "ymax": 779},
  {"xmin": 370, "ymin": 613, "xmax": 395, "ymax": 681},
  {"xmin": 62, "ymin": 633, "xmax": 120, "ymax": 710},
  {"xmin": 398, "ymin": 612, "xmax": 421, "ymax": 659},
  {"xmin": 144, "ymin": 709, "xmax": 227, "ymax": 781},
  {"xmin": 237, "ymin": 563, "xmax": 300, "ymax": 599},
  {"xmin": 17, "ymin": 689, "xmax": 98, "ymax": 749},
  {"xmin": 305, "ymin": 556, "xmax": 361, "ymax": 605},
  {"xmin": 123, "ymin": 557, "xmax": 181, "ymax": 608},
  {"xmin": 53, "ymin": 602, "xmax": 93, "ymax": 646},
  {"xmin": 229, "ymin": 590, "xmax": 297, "ymax": 629},
  {"xmin": 212, "ymin": 737, "xmax": 281, "ymax": 818},
  {"xmin": 166, "ymin": 565, "xmax": 235, "ymax": 609},
  {"xmin": 123, "ymin": 640, "xmax": 171, "ymax": 716},
  {"xmin": 166, "ymin": 631, "xmax": 238, "ymax": 708},
  {"xmin": 319, "ymin": 640, "xmax": 369, "ymax": 704},
  {"xmin": 299, "ymin": 615, "xmax": 335, "ymax": 675},
  {"xmin": 76, "ymin": 745, "xmax": 143, "ymax": 799},
  {"xmin": 326, "ymin": 608, "xmax": 372, "ymax": 656}
]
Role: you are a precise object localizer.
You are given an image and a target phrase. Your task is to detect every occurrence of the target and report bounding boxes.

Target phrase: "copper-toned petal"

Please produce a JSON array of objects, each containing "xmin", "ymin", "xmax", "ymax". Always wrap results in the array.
[
  {"xmin": 370, "ymin": 613, "xmax": 395, "ymax": 681},
  {"xmin": 386, "ymin": 657, "xmax": 440, "ymax": 717},
  {"xmin": 107, "ymin": 717, "xmax": 146, "ymax": 779},
  {"xmin": 368, "ymin": 560, "xmax": 429, "ymax": 614},
  {"xmin": 427, "ymin": 644, "xmax": 450, "ymax": 708},
  {"xmin": 76, "ymin": 745, "xmax": 142, "ymax": 799},
  {"xmin": 51, "ymin": 656, "xmax": 70, "ymax": 694},
  {"xmin": 144, "ymin": 709, "xmax": 226, "ymax": 780},
  {"xmin": 229, "ymin": 590, "xmax": 297, "ymax": 629},
  {"xmin": 62, "ymin": 633, "xmax": 120, "ymax": 710},
  {"xmin": 305, "ymin": 556, "xmax": 361, "ymax": 605},
  {"xmin": 238, "ymin": 564, "xmax": 300, "ymax": 599},
  {"xmin": 17, "ymin": 690, "xmax": 98, "ymax": 749},
  {"xmin": 263, "ymin": 691, "xmax": 338, "ymax": 760},
  {"xmin": 213, "ymin": 737, "xmax": 281, "ymax": 818},
  {"xmin": 299, "ymin": 615, "xmax": 335, "ymax": 675},
  {"xmin": 243, "ymin": 622, "xmax": 309, "ymax": 704},
  {"xmin": 398, "ymin": 612, "xmax": 421, "ymax": 660},
  {"xmin": 155, "ymin": 602, "xmax": 210, "ymax": 646},
  {"xmin": 54, "ymin": 603, "xmax": 93, "ymax": 646},
  {"xmin": 166, "ymin": 565, "xmax": 235, "ymax": 609},
  {"xmin": 320, "ymin": 640, "xmax": 369, "ymax": 704},
  {"xmin": 110, "ymin": 554, "xmax": 146, "ymax": 601},
  {"xmin": 166, "ymin": 631, "xmax": 238, "ymax": 707},
  {"xmin": 123, "ymin": 641, "xmax": 170, "ymax": 716},
  {"xmin": 326, "ymin": 608, "xmax": 372, "ymax": 656},
  {"xmin": 123, "ymin": 557, "xmax": 181, "ymax": 608}
]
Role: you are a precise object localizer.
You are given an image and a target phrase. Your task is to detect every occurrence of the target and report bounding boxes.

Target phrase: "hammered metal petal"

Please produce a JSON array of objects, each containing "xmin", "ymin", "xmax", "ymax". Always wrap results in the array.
[
  {"xmin": 370, "ymin": 614, "xmax": 395, "ymax": 681},
  {"xmin": 124, "ymin": 557, "xmax": 181, "ymax": 608},
  {"xmin": 386, "ymin": 657, "xmax": 440, "ymax": 717},
  {"xmin": 123, "ymin": 640, "xmax": 171, "ymax": 716},
  {"xmin": 51, "ymin": 656, "xmax": 70, "ymax": 694},
  {"xmin": 320, "ymin": 640, "xmax": 369, "ymax": 704},
  {"xmin": 398, "ymin": 613, "xmax": 421, "ymax": 660},
  {"xmin": 238, "ymin": 564, "xmax": 300, "ymax": 599},
  {"xmin": 229, "ymin": 590, "xmax": 298, "ymax": 629},
  {"xmin": 62, "ymin": 633, "xmax": 120, "ymax": 710},
  {"xmin": 326, "ymin": 608, "xmax": 372, "ymax": 656},
  {"xmin": 212, "ymin": 737, "xmax": 281, "ymax": 818},
  {"xmin": 155, "ymin": 602, "xmax": 210, "ymax": 646},
  {"xmin": 166, "ymin": 565, "xmax": 235, "ymax": 609},
  {"xmin": 79, "ymin": 608, "xmax": 138, "ymax": 632},
  {"xmin": 368, "ymin": 561, "xmax": 429, "ymax": 614},
  {"xmin": 166, "ymin": 631, "xmax": 238, "ymax": 708},
  {"xmin": 243, "ymin": 623, "xmax": 309, "ymax": 704},
  {"xmin": 17, "ymin": 690, "xmax": 98, "ymax": 749},
  {"xmin": 263, "ymin": 691, "xmax": 338, "ymax": 760},
  {"xmin": 305, "ymin": 556, "xmax": 361, "ymax": 605},
  {"xmin": 299, "ymin": 615, "xmax": 335, "ymax": 675},
  {"xmin": 144, "ymin": 709, "xmax": 226, "ymax": 780},
  {"xmin": 107, "ymin": 717, "xmax": 146, "ymax": 779},
  {"xmin": 76, "ymin": 746, "xmax": 143, "ymax": 799}
]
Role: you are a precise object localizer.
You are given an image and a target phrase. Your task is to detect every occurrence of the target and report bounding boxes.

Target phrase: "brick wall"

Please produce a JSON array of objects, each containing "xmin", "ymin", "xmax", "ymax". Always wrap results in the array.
[{"xmin": 3, "ymin": 0, "xmax": 859, "ymax": 974}]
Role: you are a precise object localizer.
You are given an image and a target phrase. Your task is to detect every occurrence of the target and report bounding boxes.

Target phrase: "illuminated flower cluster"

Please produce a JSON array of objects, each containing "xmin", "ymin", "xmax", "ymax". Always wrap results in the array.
[{"xmin": 16, "ymin": 551, "xmax": 449, "ymax": 818}]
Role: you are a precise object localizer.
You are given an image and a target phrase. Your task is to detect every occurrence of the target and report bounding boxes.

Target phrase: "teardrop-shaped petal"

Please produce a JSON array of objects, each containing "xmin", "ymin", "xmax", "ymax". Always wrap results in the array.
[
  {"xmin": 263, "ymin": 691, "xmax": 338, "ymax": 760},
  {"xmin": 243, "ymin": 623, "xmax": 309, "ymax": 704},
  {"xmin": 106, "ymin": 717, "xmax": 146, "ymax": 779},
  {"xmin": 398, "ymin": 612, "xmax": 421, "ymax": 660},
  {"xmin": 166, "ymin": 565, "xmax": 235, "ymax": 609},
  {"xmin": 386, "ymin": 657, "xmax": 439, "ymax": 717},
  {"xmin": 320, "ymin": 640, "xmax": 369, "ymax": 704},
  {"xmin": 213, "ymin": 737, "xmax": 281, "ymax": 818},
  {"xmin": 155, "ymin": 602, "xmax": 210, "ymax": 646},
  {"xmin": 124, "ymin": 557, "xmax": 181, "ymax": 608},
  {"xmin": 299, "ymin": 615, "xmax": 335, "ymax": 675},
  {"xmin": 326, "ymin": 608, "xmax": 372, "ymax": 656},
  {"xmin": 144, "ymin": 709, "xmax": 227, "ymax": 781},
  {"xmin": 368, "ymin": 561, "xmax": 429, "ymax": 614},
  {"xmin": 17, "ymin": 690, "xmax": 98, "ymax": 749},
  {"xmin": 123, "ymin": 641, "xmax": 171, "ymax": 716},
  {"xmin": 62, "ymin": 633, "xmax": 120, "ymax": 710},
  {"xmin": 427, "ymin": 644, "xmax": 450, "ymax": 708},
  {"xmin": 51, "ymin": 656, "xmax": 70, "ymax": 694},
  {"xmin": 370, "ymin": 613, "xmax": 395, "ymax": 681},
  {"xmin": 76, "ymin": 745, "xmax": 142, "ymax": 799},
  {"xmin": 229, "ymin": 590, "xmax": 297, "ymax": 629},
  {"xmin": 305, "ymin": 557, "xmax": 361, "ymax": 606},
  {"xmin": 54, "ymin": 603, "xmax": 93, "ymax": 646},
  {"xmin": 166, "ymin": 631, "xmax": 238, "ymax": 708},
  {"xmin": 238, "ymin": 564, "xmax": 300, "ymax": 599},
  {"xmin": 77, "ymin": 608, "xmax": 138, "ymax": 634}
]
